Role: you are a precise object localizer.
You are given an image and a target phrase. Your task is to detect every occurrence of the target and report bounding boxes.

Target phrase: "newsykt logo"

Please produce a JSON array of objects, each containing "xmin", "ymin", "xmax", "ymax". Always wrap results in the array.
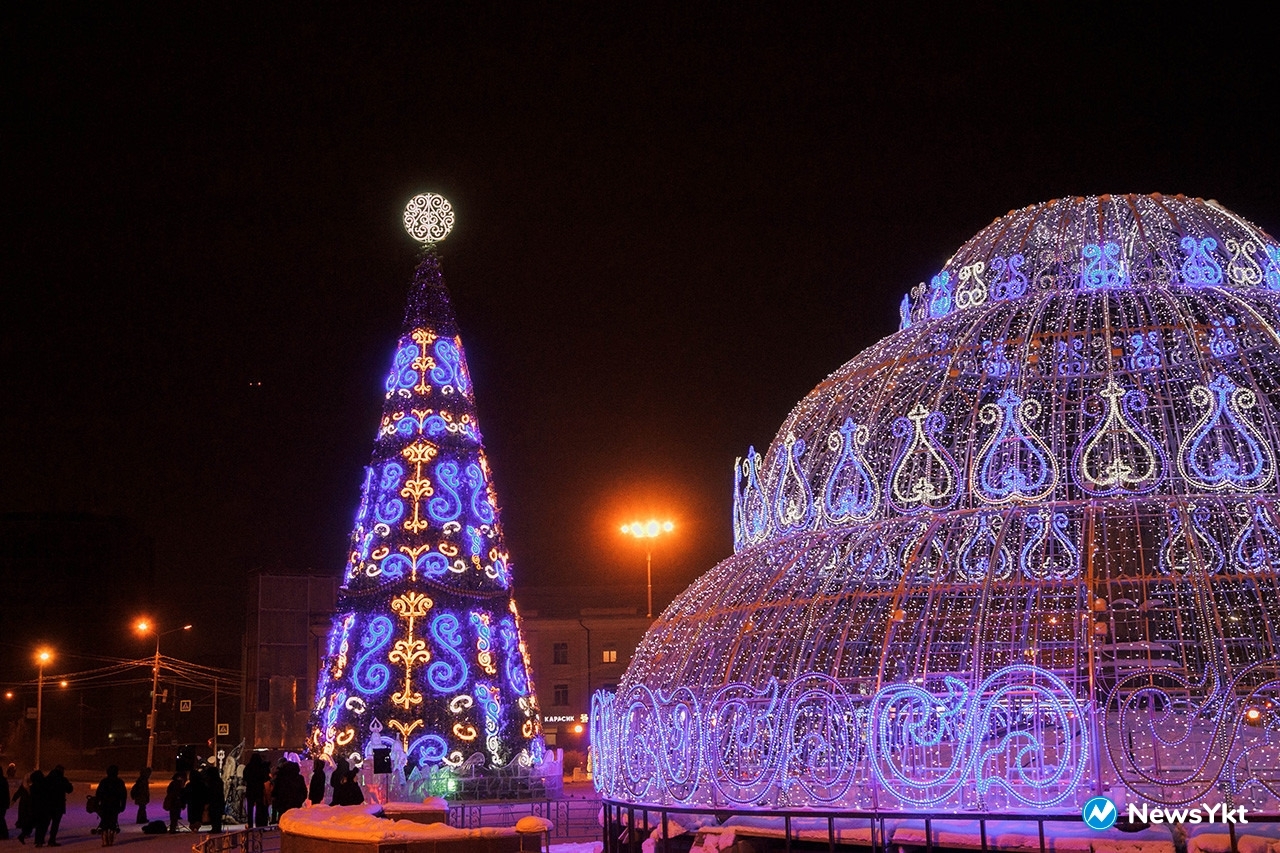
[
  {"xmin": 1083, "ymin": 796, "xmax": 1118, "ymax": 830},
  {"xmin": 1127, "ymin": 803, "xmax": 1248, "ymax": 825},
  {"xmin": 1081, "ymin": 797, "xmax": 1250, "ymax": 830}
]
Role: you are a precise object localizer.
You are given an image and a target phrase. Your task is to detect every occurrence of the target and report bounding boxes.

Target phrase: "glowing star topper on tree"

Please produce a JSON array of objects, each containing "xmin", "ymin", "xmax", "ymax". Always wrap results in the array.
[
  {"xmin": 403, "ymin": 193, "xmax": 455, "ymax": 244},
  {"xmin": 309, "ymin": 194, "xmax": 544, "ymax": 795}
]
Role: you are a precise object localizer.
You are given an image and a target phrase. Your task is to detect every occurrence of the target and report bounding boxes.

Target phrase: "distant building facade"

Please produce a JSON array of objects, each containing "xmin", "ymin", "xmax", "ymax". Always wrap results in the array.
[
  {"xmin": 518, "ymin": 606, "xmax": 652, "ymax": 750},
  {"xmin": 241, "ymin": 572, "xmax": 337, "ymax": 750}
]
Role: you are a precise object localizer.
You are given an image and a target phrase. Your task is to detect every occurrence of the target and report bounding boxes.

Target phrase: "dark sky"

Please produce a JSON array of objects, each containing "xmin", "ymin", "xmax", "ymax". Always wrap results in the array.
[{"xmin": 4, "ymin": 4, "xmax": 1280, "ymax": 657}]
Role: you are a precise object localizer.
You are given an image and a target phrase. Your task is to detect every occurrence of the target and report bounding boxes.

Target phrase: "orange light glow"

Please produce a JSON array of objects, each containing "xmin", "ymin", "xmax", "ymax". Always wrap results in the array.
[
  {"xmin": 621, "ymin": 520, "xmax": 675, "ymax": 539},
  {"xmin": 137, "ymin": 621, "xmax": 192, "ymax": 636}
]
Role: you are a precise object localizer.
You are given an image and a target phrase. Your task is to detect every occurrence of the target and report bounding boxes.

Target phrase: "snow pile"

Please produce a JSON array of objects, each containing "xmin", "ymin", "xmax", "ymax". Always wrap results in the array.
[
  {"xmin": 722, "ymin": 815, "xmax": 883, "ymax": 844},
  {"xmin": 637, "ymin": 815, "xmax": 723, "ymax": 853},
  {"xmin": 648, "ymin": 819, "xmax": 690, "ymax": 840},
  {"xmin": 1090, "ymin": 840, "xmax": 1174, "ymax": 853},
  {"xmin": 383, "ymin": 800, "xmax": 450, "ymax": 815},
  {"xmin": 1189, "ymin": 834, "xmax": 1280, "ymax": 853},
  {"xmin": 690, "ymin": 827, "xmax": 736, "ymax": 853},
  {"xmin": 279, "ymin": 804, "xmax": 516, "ymax": 842},
  {"xmin": 547, "ymin": 844, "xmax": 601, "ymax": 853},
  {"xmin": 515, "ymin": 817, "xmax": 555, "ymax": 834}
]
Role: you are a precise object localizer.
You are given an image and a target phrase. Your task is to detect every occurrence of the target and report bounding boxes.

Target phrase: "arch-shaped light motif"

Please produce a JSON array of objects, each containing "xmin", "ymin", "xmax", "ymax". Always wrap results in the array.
[
  {"xmin": 1074, "ymin": 380, "xmax": 1164, "ymax": 496},
  {"xmin": 823, "ymin": 418, "xmax": 879, "ymax": 522},
  {"xmin": 1177, "ymin": 374, "xmax": 1275, "ymax": 492},
  {"xmin": 973, "ymin": 389, "xmax": 1057, "ymax": 503},
  {"xmin": 887, "ymin": 403, "xmax": 960, "ymax": 513}
]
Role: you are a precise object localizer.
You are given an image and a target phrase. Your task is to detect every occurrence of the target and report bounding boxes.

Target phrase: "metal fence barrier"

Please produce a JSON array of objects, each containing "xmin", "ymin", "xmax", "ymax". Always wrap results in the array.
[
  {"xmin": 192, "ymin": 825, "xmax": 281, "ymax": 853},
  {"xmin": 451, "ymin": 798, "xmax": 602, "ymax": 841},
  {"xmin": 601, "ymin": 799, "xmax": 1280, "ymax": 853}
]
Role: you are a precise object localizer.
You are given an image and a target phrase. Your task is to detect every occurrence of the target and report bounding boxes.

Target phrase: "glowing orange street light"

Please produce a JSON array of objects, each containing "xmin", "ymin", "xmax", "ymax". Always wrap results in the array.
[
  {"xmin": 136, "ymin": 620, "xmax": 192, "ymax": 768},
  {"xmin": 35, "ymin": 648, "xmax": 53, "ymax": 769},
  {"xmin": 620, "ymin": 520, "xmax": 675, "ymax": 618}
]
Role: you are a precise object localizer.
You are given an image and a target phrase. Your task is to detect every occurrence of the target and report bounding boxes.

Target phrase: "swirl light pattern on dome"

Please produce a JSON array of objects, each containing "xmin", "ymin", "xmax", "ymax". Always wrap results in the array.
[{"xmin": 594, "ymin": 194, "xmax": 1280, "ymax": 813}]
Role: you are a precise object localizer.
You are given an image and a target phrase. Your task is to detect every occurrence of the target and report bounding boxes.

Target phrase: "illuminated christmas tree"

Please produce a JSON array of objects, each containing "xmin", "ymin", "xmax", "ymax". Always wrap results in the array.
[{"xmin": 310, "ymin": 194, "xmax": 543, "ymax": 792}]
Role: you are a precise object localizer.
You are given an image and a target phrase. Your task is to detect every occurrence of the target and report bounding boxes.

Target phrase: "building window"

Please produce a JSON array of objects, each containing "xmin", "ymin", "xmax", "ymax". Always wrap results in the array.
[
  {"xmin": 553, "ymin": 642, "xmax": 569, "ymax": 664},
  {"xmin": 553, "ymin": 684, "xmax": 569, "ymax": 706},
  {"xmin": 602, "ymin": 647, "xmax": 617, "ymax": 663}
]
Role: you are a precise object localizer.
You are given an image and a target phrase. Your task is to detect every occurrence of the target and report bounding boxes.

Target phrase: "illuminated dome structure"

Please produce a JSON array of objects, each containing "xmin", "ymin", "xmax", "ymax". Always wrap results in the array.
[{"xmin": 593, "ymin": 194, "xmax": 1280, "ymax": 815}]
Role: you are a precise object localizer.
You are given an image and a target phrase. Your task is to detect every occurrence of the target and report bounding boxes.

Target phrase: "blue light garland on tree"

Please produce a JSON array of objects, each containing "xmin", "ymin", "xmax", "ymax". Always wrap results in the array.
[{"xmin": 309, "ymin": 194, "xmax": 543, "ymax": 783}]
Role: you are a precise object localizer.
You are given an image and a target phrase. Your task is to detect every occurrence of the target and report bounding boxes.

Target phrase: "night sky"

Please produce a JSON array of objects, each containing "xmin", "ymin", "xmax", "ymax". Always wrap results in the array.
[{"xmin": 5, "ymin": 5, "xmax": 1280, "ymax": 660}]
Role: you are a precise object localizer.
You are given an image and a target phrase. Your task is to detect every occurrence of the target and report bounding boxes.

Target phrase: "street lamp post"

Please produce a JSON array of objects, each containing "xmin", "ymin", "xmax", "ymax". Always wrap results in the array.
[
  {"xmin": 620, "ymin": 520, "xmax": 674, "ymax": 618},
  {"xmin": 35, "ymin": 648, "xmax": 52, "ymax": 769},
  {"xmin": 136, "ymin": 621, "xmax": 191, "ymax": 768}
]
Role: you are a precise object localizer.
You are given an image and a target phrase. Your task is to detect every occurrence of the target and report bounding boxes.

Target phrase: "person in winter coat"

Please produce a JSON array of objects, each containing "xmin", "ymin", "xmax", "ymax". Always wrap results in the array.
[
  {"xmin": 36, "ymin": 765, "xmax": 73, "ymax": 846},
  {"xmin": 241, "ymin": 754, "xmax": 269, "ymax": 828},
  {"xmin": 307, "ymin": 760, "xmax": 326, "ymax": 806},
  {"xmin": 94, "ymin": 765, "xmax": 128, "ymax": 835},
  {"xmin": 162, "ymin": 773, "xmax": 185, "ymax": 834},
  {"xmin": 12, "ymin": 772, "xmax": 34, "ymax": 844},
  {"xmin": 0, "ymin": 764, "xmax": 11, "ymax": 840},
  {"xmin": 199, "ymin": 766, "xmax": 224, "ymax": 834},
  {"xmin": 269, "ymin": 761, "xmax": 307, "ymax": 820},
  {"xmin": 129, "ymin": 768, "xmax": 151, "ymax": 824},
  {"xmin": 329, "ymin": 756, "xmax": 350, "ymax": 802},
  {"xmin": 183, "ymin": 769, "xmax": 207, "ymax": 833},
  {"xmin": 330, "ymin": 771, "xmax": 364, "ymax": 806},
  {"xmin": 29, "ymin": 770, "xmax": 48, "ymax": 846}
]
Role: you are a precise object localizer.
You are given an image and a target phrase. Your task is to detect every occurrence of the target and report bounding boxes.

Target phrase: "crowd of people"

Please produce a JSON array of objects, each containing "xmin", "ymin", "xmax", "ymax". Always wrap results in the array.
[
  {"xmin": 0, "ymin": 755, "xmax": 368, "ymax": 842},
  {"xmin": 2, "ymin": 764, "xmax": 74, "ymax": 846},
  {"xmin": 171, "ymin": 755, "xmax": 366, "ymax": 833}
]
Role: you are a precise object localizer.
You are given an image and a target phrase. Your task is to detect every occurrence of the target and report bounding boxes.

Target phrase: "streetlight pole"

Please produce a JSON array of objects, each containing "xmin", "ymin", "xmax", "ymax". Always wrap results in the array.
[
  {"xmin": 645, "ymin": 548, "xmax": 653, "ymax": 620},
  {"xmin": 147, "ymin": 631, "xmax": 160, "ymax": 769},
  {"xmin": 620, "ymin": 520, "xmax": 674, "ymax": 618},
  {"xmin": 212, "ymin": 676, "xmax": 218, "ymax": 764},
  {"xmin": 35, "ymin": 649, "xmax": 51, "ymax": 769},
  {"xmin": 137, "ymin": 621, "xmax": 191, "ymax": 769}
]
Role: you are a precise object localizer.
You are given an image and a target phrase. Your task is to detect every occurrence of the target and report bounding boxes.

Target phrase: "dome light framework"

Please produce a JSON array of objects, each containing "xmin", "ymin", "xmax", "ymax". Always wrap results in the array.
[{"xmin": 593, "ymin": 194, "xmax": 1280, "ymax": 814}]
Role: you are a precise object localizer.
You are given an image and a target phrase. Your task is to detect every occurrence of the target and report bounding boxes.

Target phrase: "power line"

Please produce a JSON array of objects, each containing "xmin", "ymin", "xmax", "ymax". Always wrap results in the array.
[{"xmin": 1, "ymin": 654, "xmax": 240, "ymax": 693}]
